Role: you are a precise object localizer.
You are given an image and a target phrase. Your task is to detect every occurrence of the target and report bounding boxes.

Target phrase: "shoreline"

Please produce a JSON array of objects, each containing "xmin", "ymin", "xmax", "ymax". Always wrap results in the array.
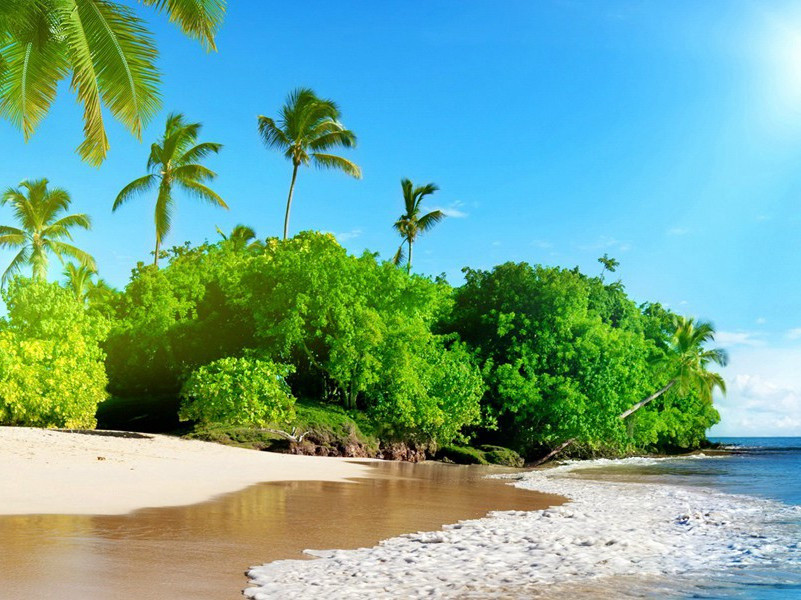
[
  {"xmin": 245, "ymin": 455, "xmax": 801, "ymax": 599},
  {"xmin": 0, "ymin": 426, "xmax": 373, "ymax": 516}
]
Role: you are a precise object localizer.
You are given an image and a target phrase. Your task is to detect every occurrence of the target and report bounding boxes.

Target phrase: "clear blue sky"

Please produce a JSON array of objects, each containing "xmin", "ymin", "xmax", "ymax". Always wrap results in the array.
[{"xmin": 2, "ymin": 0, "xmax": 801, "ymax": 435}]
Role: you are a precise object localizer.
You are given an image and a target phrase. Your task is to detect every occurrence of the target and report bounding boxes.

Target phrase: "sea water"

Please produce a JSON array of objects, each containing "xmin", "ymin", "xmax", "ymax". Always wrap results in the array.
[{"xmin": 246, "ymin": 439, "xmax": 801, "ymax": 599}]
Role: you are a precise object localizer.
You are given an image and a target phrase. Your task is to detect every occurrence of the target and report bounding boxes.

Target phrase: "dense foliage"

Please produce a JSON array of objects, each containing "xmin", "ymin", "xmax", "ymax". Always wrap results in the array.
[
  {"xmin": 0, "ymin": 279, "xmax": 108, "ymax": 428},
  {"xmin": 0, "ymin": 233, "xmax": 723, "ymax": 458},
  {"xmin": 179, "ymin": 356, "xmax": 296, "ymax": 428}
]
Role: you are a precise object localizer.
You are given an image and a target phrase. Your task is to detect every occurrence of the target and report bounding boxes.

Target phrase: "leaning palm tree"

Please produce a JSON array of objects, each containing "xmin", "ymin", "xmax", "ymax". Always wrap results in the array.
[
  {"xmin": 113, "ymin": 113, "xmax": 226, "ymax": 267},
  {"xmin": 63, "ymin": 262, "xmax": 97, "ymax": 302},
  {"xmin": 257, "ymin": 88, "xmax": 361, "ymax": 240},
  {"xmin": 392, "ymin": 178, "xmax": 445, "ymax": 274},
  {"xmin": 0, "ymin": 178, "xmax": 94, "ymax": 284},
  {"xmin": 0, "ymin": 0, "xmax": 225, "ymax": 165},
  {"xmin": 535, "ymin": 316, "xmax": 728, "ymax": 465}
]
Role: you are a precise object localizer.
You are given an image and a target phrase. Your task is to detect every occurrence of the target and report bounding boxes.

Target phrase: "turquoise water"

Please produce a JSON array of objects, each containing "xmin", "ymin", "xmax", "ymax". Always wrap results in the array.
[{"xmin": 587, "ymin": 438, "xmax": 801, "ymax": 599}]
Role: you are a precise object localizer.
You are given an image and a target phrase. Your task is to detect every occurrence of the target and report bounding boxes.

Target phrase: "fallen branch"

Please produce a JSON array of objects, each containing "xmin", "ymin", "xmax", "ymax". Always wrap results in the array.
[{"xmin": 263, "ymin": 427, "xmax": 309, "ymax": 443}]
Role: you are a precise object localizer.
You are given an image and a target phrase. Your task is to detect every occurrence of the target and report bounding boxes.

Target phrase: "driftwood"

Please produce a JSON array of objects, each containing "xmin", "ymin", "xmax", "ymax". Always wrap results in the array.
[{"xmin": 263, "ymin": 427, "xmax": 310, "ymax": 443}]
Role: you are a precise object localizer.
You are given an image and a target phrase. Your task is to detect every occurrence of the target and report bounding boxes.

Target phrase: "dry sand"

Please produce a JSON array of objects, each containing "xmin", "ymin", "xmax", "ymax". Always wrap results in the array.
[{"xmin": 0, "ymin": 426, "xmax": 372, "ymax": 515}]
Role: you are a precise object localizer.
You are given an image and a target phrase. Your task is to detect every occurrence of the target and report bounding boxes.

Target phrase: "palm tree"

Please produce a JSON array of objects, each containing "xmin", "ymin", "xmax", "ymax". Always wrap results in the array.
[
  {"xmin": 0, "ymin": 0, "xmax": 225, "ymax": 166},
  {"xmin": 216, "ymin": 224, "xmax": 262, "ymax": 251},
  {"xmin": 392, "ymin": 178, "xmax": 445, "ymax": 274},
  {"xmin": 63, "ymin": 262, "xmax": 96, "ymax": 302},
  {"xmin": 113, "ymin": 113, "xmax": 226, "ymax": 267},
  {"xmin": 257, "ymin": 88, "xmax": 361, "ymax": 240},
  {"xmin": 0, "ymin": 179, "xmax": 94, "ymax": 284},
  {"xmin": 535, "ymin": 316, "xmax": 728, "ymax": 466},
  {"xmin": 598, "ymin": 253, "xmax": 619, "ymax": 281}
]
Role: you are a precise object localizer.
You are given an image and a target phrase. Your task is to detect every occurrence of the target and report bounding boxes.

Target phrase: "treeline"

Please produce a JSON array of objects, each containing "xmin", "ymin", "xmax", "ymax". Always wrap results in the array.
[{"xmin": 0, "ymin": 232, "xmax": 724, "ymax": 460}]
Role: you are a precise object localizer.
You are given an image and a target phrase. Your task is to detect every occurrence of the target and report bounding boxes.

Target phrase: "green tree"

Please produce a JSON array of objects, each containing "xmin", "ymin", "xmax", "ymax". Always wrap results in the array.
[
  {"xmin": 112, "ymin": 113, "xmax": 226, "ymax": 266},
  {"xmin": 392, "ymin": 178, "xmax": 445, "ymax": 274},
  {"xmin": 0, "ymin": 278, "xmax": 109, "ymax": 428},
  {"xmin": 598, "ymin": 253, "xmax": 619, "ymax": 281},
  {"xmin": 0, "ymin": 178, "xmax": 94, "ymax": 284},
  {"xmin": 257, "ymin": 88, "xmax": 361, "ymax": 240},
  {"xmin": 0, "ymin": 0, "xmax": 225, "ymax": 165}
]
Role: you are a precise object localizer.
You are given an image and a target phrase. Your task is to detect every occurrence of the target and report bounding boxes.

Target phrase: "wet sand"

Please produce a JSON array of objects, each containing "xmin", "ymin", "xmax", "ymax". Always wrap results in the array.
[{"xmin": 0, "ymin": 460, "xmax": 562, "ymax": 600}]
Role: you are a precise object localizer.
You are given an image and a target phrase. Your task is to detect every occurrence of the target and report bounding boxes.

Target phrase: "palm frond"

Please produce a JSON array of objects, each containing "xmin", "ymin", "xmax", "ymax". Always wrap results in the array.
[
  {"xmin": 141, "ymin": 0, "xmax": 226, "ymax": 51},
  {"xmin": 0, "ymin": 17, "xmax": 68, "ymax": 139},
  {"xmin": 417, "ymin": 209, "xmax": 446, "ymax": 233},
  {"xmin": 311, "ymin": 153, "xmax": 362, "ymax": 178},
  {"xmin": 177, "ymin": 141, "xmax": 222, "ymax": 165},
  {"xmin": 257, "ymin": 115, "xmax": 291, "ymax": 150},
  {"xmin": 112, "ymin": 173, "xmax": 157, "ymax": 211},
  {"xmin": 42, "ymin": 212, "xmax": 92, "ymax": 239},
  {"xmin": 154, "ymin": 182, "xmax": 173, "ymax": 242},
  {"xmin": 1, "ymin": 245, "xmax": 30, "ymax": 286},
  {"xmin": 45, "ymin": 239, "xmax": 96, "ymax": 270},
  {"xmin": 392, "ymin": 243, "xmax": 406, "ymax": 266},
  {"xmin": 173, "ymin": 163, "xmax": 216, "ymax": 183},
  {"xmin": 178, "ymin": 179, "xmax": 228, "ymax": 209}
]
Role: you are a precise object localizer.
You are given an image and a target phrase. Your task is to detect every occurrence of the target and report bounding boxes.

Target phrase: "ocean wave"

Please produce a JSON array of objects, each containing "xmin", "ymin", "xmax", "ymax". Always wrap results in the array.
[{"xmin": 244, "ymin": 459, "xmax": 801, "ymax": 599}]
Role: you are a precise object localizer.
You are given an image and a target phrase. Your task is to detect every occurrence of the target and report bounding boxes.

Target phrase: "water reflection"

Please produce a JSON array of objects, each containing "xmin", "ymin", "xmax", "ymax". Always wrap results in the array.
[{"xmin": 0, "ymin": 460, "xmax": 561, "ymax": 600}]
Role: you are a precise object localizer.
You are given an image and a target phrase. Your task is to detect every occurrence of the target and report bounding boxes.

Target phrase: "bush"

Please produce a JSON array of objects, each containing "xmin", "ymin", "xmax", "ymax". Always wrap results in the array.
[
  {"xmin": 437, "ymin": 445, "xmax": 489, "ymax": 465},
  {"xmin": 179, "ymin": 356, "xmax": 296, "ymax": 427},
  {"xmin": 0, "ymin": 279, "xmax": 109, "ymax": 428}
]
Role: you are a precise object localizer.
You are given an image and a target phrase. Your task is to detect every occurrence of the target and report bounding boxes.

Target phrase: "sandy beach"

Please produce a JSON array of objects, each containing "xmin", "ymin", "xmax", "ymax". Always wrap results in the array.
[{"xmin": 0, "ymin": 426, "xmax": 372, "ymax": 515}]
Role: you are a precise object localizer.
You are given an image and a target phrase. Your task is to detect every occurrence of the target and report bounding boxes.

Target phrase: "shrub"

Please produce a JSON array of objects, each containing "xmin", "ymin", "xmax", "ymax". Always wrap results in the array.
[
  {"xmin": 0, "ymin": 279, "xmax": 109, "ymax": 428},
  {"xmin": 179, "ymin": 356, "xmax": 296, "ymax": 427},
  {"xmin": 437, "ymin": 445, "xmax": 489, "ymax": 465},
  {"xmin": 480, "ymin": 445, "xmax": 525, "ymax": 467}
]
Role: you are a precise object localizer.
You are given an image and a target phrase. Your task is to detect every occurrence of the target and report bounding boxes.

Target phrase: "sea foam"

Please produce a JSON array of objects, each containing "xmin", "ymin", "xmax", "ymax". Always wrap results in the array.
[{"xmin": 244, "ymin": 457, "xmax": 801, "ymax": 599}]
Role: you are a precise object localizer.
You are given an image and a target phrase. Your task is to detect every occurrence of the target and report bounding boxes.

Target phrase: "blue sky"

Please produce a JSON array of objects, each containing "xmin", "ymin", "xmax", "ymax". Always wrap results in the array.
[{"xmin": 3, "ymin": 1, "xmax": 801, "ymax": 435}]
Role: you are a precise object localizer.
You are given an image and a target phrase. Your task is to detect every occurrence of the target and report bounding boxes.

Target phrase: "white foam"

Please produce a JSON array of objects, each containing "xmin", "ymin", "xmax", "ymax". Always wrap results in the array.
[{"xmin": 244, "ymin": 457, "xmax": 801, "ymax": 599}]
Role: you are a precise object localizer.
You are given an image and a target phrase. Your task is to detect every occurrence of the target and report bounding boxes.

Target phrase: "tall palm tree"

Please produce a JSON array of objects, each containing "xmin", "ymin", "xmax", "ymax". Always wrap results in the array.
[
  {"xmin": 536, "ymin": 316, "xmax": 728, "ymax": 466},
  {"xmin": 0, "ymin": 178, "xmax": 94, "ymax": 284},
  {"xmin": 257, "ymin": 88, "xmax": 361, "ymax": 240},
  {"xmin": 0, "ymin": 0, "xmax": 225, "ymax": 166},
  {"xmin": 392, "ymin": 178, "xmax": 445, "ymax": 274},
  {"xmin": 113, "ymin": 112, "xmax": 226, "ymax": 267},
  {"xmin": 598, "ymin": 253, "xmax": 619, "ymax": 281}
]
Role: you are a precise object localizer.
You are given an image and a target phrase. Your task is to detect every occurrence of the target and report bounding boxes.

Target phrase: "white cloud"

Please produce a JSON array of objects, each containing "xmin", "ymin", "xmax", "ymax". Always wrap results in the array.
[
  {"xmin": 430, "ymin": 200, "xmax": 468, "ymax": 218},
  {"xmin": 756, "ymin": 317, "xmax": 767, "ymax": 325},
  {"xmin": 578, "ymin": 236, "xmax": 632, "ymax": 253},
  {"xmin": 334, "ymin": 229, "xmax": 362, "ymax": 242},
  {"xmin": 709, "ymin": 345, "xmax": 801, "ymax": 436},
  {"xmin": 531, "ymin": 239, "xmax": 553, "ymax": 249},
  {"xmin": 667, "ymin": 227, "xmax": 690, "ymax": 236},
  {"xmin": 787, "ymin": 327, "xmax": 801, "ymax": 340},
  {"xmin": 716, "ymin": 331, "xmax": 766, "ymax": 347}
]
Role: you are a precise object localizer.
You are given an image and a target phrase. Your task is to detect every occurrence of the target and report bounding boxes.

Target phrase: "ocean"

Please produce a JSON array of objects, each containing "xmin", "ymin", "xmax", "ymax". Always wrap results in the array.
[{"xmin": 568, "ymin": 437, "xmax": 801, "ymax": 599}]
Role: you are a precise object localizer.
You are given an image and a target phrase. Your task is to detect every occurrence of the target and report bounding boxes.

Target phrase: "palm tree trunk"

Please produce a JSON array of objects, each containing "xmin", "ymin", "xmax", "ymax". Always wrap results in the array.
[
  {"xmin": 618, "ymin": 379, "xmax": 676, "ymax": 420},
  {"xmin": 407, "ymin": 238, "xmax": 413, "ymax": 274},
  {"xmin": 533, "ymin": 380, "xmax": 677, "ymax": 467},
  {"xmin": 154, "ymin": 236, "xmax": 161, "ymax": 267},
  {"xmin": 283, "ymin": 164, "xmax": 299, "ymax": 241}
]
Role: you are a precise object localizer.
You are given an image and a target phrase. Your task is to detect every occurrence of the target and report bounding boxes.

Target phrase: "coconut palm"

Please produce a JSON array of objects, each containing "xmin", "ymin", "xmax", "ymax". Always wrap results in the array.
[
  {"xmin": 257, "ymin": 88, "xmax": 361, "ymax": 240},
  {"xmin": 392, "ymin": 178, "xmax": 445, "ymax": 274},
  {"xmin": 536, "ymin": 316, "xmax": 728, "ymax": 465},
  {"xmin": 63, "ymin": 262, "xmax": 96, "ymax": 302},
  {"xmin": 216, "ymin": 224, "xmax": 262, "ymax": 251},
  {"xmin": 113, "ymin": 113, "xmax": 226, "ymax": 267},
  {"xmin": 0, "ymin": 0, "xmax": 225, "ymax": 165},
  {"xmin": 0, "ymin": 178, "xmax": 94, "ymax": 284}
]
